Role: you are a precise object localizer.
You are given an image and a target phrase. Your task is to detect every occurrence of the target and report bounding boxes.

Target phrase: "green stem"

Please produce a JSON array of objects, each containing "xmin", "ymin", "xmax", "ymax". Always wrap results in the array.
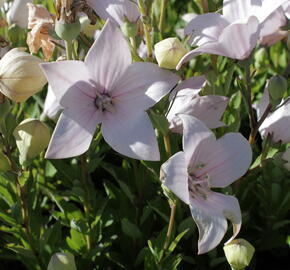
[
  {"xmin": 65, "ymin": 40, "xmax": 73, "ymax": 60},
  {"xmin": 244, "ymin": 64, "xmax": 257, "ymax": 144},
  {"xmin": 163, "ymin": 201, "xmax": 177, "ymax": 250},
  {"xmin": 80, "ymin": 154, "xmax": 92, "ymax": 251},
  {"xmin": 158, "ymin": 0, "xmax": 167, "ymax": 37},
  {"xmin": 138, "ymin": 0, "xmax": 153, "ymax": 60},
  {"xmin": 163, "ymin": 134, "xmax": 172, "ymax": 158}
]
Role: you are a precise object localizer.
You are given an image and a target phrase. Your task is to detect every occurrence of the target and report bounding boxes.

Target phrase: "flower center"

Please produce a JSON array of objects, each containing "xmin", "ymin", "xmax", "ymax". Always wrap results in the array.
[
  {"xmin": 95, "ymin": 93, "xmax": 115, "ymax": 113},
  {"xmin": 188, "ymin": 164, "xmax": 210, "ymax": 200}
]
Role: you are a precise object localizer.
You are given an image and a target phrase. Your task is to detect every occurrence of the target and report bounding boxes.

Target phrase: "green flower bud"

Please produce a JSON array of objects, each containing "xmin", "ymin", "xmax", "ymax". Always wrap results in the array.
[
  {"xmin": 268, "ymin": 75, "xmax": 287, "ymax": 102},
  {"xmin": 223, "ymin": 238, "xmax": 255, "ymax": 270},
  {"xmin": 121, "ymin": 21, "xmax": 137, "ymax": 38},
  {"xmin": 47, "ymin": 252, "xmax": 77, "ymax": 270},
  {"xmin": 0, "ymin": 48, "xmax": 47, "ymax": 103},
  {"xmin": 154, "ymin": 38, "xmax": 188, "ymax": 69},
  {"xmin": 55, "ymin": 19, "xmax": 81, "ymax": 41},
  {"xmin": 0, "ymin": 150, "xmax": 12, "ymax": 172},
  {"xmin": 13, "ymin": 118, "xmax": 50, "ymax": 165}
]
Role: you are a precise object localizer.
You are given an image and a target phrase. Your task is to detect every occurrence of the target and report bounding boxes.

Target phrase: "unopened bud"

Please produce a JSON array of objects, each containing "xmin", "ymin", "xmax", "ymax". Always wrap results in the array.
[
  {"xmin": 154, "ymin": 38, "xmax": 187, "ymax": 69},
  {"xmin": 121, "ymin": 21, "xmax": 137, "ymax": 38},
  {"xmin": 0, "ymin": 150, "xmax": 12, "ymax": 172},
  {"xmin": 0, "ymin": 48, "xmax": 47, "ymax": 103},
  {"xmin": 47, "ymin": 252, "xmax": 77, "ymax": 270},
  {"xmin": 55, "ymin": 19, "xmax": 81, "ymax": 41},
  {"xmin": 13, "ymin": 118, "xmax": 50, "ymax": 165},
  {"xmin": 223, "ymin": 238, "xmax": 255, "ymax": 270},
  {"xmin": 267, "ymin": 75, "xmax": 287, "ymax": 102}
]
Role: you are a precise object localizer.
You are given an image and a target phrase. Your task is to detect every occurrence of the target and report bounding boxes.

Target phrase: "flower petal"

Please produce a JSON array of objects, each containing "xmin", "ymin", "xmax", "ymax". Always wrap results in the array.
[
  {"xmin": 161, "ymin": 151, "xmax": 190, "ymax": 204},
  {"xmin": 169, "ymin": 75, "xmax": 206, "ymax": 99},
  {"xmin": 189, "ymin": 192, "xmax": 241, "ymax": 254},
  {"xmin": 42, "ymin": 85, "xmax": 63, "ymax": 120},
  {"xmin": 168, "ymin": 93, "xmax": 228, "ymax": 133},
  {"xmin": 84, "ymin": 19, "xmax": 131, "ymax": 92},
  {"xmin": 40, "ymin": 61, "xmax": 94, "ymax": 105},
  {"xmin": 45, "ymin": 107, "xmax": 101, "ymax": 159},
  {"xmin": 223, "ymin": 0, "xmax": 287, "ymax": 23},
  {"xmin": 194, "ymin": 133, "xmax": 252, "ymax": 187},
  {"xmin": 185, "ymin": 13, "xmax": 229, "ymax": 46},
  {"xmin": 101, "ymin": 105, "xmax": 159, "ymax": 160},
  {"xmin": 179, "ymin": 114, "xmax": 216, "ymax": 165},
  {"xmin": 111, "ymin": 62, "xmax": 180, "ymax": 110}
]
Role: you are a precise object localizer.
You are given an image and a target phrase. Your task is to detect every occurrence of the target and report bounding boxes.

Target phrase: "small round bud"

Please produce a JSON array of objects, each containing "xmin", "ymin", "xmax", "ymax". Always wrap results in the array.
[
  {"xmin": 267, "ymin": 75, "xmax": 287, "ymax": 102},
  {"xmin": 13, "ymin": 118, "xmax": 50, "ymax": 165},
  {"xmin": 121, "ymin": 21, "xmax": 137, "ymax": 38},
  {"xmin": 223, "ymin": 238, "xmax": 255, "ymax": 270},
  {"xmin": 0, "ymin": 48, "xmax": 47, "ymax": 103},
  {"xmin": 154, "ymin": 38, "xmax": 188, "ymax": 69},
  {"xmin": 55, "ymin": 19, "xmax": 81, "ymax": 41},
  {"xmin": 47, "ymin": 252, "xmax": 77, "ymax": 270},
  {"xmin": 0, "ymin": 150, "xmax": 12, "ymax": 172}
]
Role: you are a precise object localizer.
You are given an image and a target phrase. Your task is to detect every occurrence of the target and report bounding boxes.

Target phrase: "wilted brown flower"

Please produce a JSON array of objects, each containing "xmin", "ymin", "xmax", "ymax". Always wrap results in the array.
[{"xmin": 26, "ymin": 3, "xmax": 56, "ymax": 61}]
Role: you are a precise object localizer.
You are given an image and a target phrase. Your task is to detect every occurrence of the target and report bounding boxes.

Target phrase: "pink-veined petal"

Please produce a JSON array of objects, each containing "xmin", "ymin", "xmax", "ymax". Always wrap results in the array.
[
  {"xmin": 177, "ymin": 16, "xmax": 260, "ymax": 69},
  {"xmin": 87, "ymin": 0, "xmax": 139, "ymax": 25},
  {"xmin": 169, "ymin": 75, "xmax": 206, "ymax": 99},
  {"xmin": 189, "ymin": 192, "xmax": 241, "ymax": 254},
  {"xmin": 111, "ymin": 62, "xmax": 180, "ymax": 110},
  {"xmin": 40, "ymin": 61, "xmax": 94, "ymax": 105},
  {"xmin": 185, "ymin": 13, "xmax": 229, "ymax": 46},
  {"xmin": 223, "ymin": 0, "xmax": 287, "ymax": 23},
  {"xmin": 42, "ymin": 85, "xmax": 63, "ymax": 120},
  {"xmin": 45, "ymin": 107, "xmax": 101, "ymax": 159},
  {"xmin": 168, "ymin": 93, "xmax": 228, "ymax": 133},
  {"xmin": 259, "ymin": 100, "xmax": 290, "ymax": 143},
  {"xmin": 179, "ymin": 114, "xmax": 216, "ymax": 165},
  {"xmin": 85, "ymin": 19, "xmax": 131, "ymax": 92},
  {"xmin": 194, "ymin": 133, "xmax": 252, "ymax": 187},
  {"xmin": 101, "ymin": 104, "xmax": 159, "ymax": 161},
  {"xmin": 161, "ymin": 151, "xmax": 190, "ymax": 204}
]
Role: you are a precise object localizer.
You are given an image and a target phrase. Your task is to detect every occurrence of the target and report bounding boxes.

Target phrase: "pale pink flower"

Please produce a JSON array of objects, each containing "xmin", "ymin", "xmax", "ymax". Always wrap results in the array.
[
  {"xmin": 41, "ymin": 20, "xmax": 179, "ymax": 160},
  {"xmin": 255, "ymin": 86, "xmax": 290, "ymax": 143},
  {"xmin": 87, "ymin": 0, "xmax": 140, "ymax": 26},
  {"xmin": 161, "ymin": 115, "xmax": 252, "ymax": 254},
  {"xmin": 177, "ymin": 0, "xmax": 288, "ymax": 69},
  {"xmin": 167, "ymin": 76, "xmax": 228, "ymax": 133}
]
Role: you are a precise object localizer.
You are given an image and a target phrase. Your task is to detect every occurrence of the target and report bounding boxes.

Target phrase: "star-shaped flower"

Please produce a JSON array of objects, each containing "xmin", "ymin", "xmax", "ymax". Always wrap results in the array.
[
  {"xmin": 41, "ymin": 19, "xmax": 179, "ymax": 160},
  {"xmin": 161, "ymin": 115, "xmax": 252, "ymax": 254}
]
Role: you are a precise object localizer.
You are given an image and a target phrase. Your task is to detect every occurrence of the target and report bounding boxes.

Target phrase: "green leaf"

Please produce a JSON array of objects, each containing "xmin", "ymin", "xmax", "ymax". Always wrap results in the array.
[
  {"xmin": 121, "ymin": 218, "xmax": 142, "ymax": 239},
  {"xmin": 168, "ymin": 229, "xmax": 189, "ymax": 252},
  {"xmin": 148, "ymin": 110, "xmax": 169, "ymax": 136}
]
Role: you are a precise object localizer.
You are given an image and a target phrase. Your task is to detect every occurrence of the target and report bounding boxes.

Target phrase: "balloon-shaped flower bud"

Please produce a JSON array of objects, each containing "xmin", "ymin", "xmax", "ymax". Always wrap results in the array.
[
  {"xmin": 13, "ymin": 118, "xmax": 50, "ymax": 165},
  {"xmin": 223, "ymin": 239, "xmax": 255, "ymax": 270},
  {"xmin": 267, "ymin": 75, "xmax": 288, "ymax": 102},
  {"xmin": 154, "ymin": 38, "xmax": 187, "ymax": 69},
  {"xmin": 55, "ymin": 19, "xmax": 81, "ymax": 41},
  {"xmin": 47, "ymin": 252, "xmax": 77, "ymax": 270},
  {"xmin": 0, "ymin": 150, "xmax": 12, "ymax": 172},
  {"xmin": 0, "ymin": 48, "xmax": 47, "ymax": 103}
]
